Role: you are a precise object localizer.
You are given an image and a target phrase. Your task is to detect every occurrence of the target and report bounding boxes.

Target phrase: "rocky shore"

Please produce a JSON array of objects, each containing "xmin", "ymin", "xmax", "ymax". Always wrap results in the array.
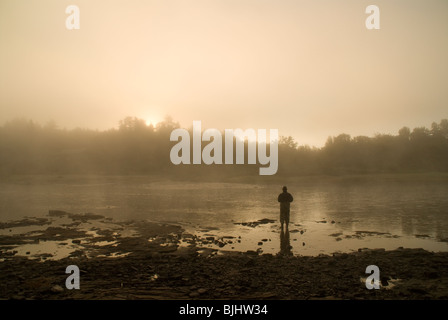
[{"xmin": 1, "ymin": 212, "xmax": 448, "ymax": 300}]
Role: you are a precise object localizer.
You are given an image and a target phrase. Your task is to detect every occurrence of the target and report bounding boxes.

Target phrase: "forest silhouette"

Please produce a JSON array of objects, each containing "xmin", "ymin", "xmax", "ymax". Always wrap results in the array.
[{"xmin": 0, "ymin": 117, "xmax": 447, "ymax": 178}]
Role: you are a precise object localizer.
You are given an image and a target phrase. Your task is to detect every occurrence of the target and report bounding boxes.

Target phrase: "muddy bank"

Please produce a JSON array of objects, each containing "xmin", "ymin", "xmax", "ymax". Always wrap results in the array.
[
  {"xmin": 1, "ymin": 212, "xmax": 448, "ymax": 300},
  {"xmin": 2, "ymin": 247, "xmax": 448, "ymax": 300}
]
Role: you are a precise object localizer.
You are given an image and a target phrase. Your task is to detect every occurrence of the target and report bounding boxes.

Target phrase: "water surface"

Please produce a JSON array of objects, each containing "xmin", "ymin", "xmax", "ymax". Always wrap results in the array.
[{"xmin": 1, "ymin": 175, "xmax": 447, "ymax": 256}]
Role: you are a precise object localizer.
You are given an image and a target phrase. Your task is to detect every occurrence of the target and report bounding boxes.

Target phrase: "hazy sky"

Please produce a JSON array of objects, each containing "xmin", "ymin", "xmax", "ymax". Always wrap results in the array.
[{"xmin": 1, "ymin": 0, "xmax": 447, "ymax": 147}]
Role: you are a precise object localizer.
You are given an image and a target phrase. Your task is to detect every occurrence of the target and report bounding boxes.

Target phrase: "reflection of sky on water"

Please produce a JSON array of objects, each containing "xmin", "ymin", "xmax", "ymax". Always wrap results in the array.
[
  {"xmin": 1, "ymin": 175, "xmax": 448, "ymax": 256},
  {"xmin": 179, "ymin": 218, "xmax": 448, "ymax": 256}
]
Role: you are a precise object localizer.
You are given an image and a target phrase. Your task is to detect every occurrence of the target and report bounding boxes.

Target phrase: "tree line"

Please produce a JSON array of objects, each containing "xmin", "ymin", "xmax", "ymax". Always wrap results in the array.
[{"xmin": 0, "ymin": 117, "xmax": 447, "ymax": 177}]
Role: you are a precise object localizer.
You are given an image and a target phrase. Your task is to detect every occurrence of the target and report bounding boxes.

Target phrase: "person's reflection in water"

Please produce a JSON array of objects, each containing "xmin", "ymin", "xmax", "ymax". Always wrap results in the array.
[{"xmin": 280, "ymin": 227, "xmax": 293, "ymax": 256}]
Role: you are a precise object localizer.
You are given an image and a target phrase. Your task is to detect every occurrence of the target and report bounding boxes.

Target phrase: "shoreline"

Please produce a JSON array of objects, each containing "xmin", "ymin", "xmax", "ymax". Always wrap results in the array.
[
  {"xmin": 1, "ymin": 171, "xmax": 448, "ymax": 185},
  {"xmin": 1, "ymin": 212, "xmax": 448, "ymax": 300}
]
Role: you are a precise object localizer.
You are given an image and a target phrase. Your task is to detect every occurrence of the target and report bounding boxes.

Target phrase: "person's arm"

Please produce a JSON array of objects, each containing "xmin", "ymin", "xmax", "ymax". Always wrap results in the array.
[{"xmin": 289, "ymin": 194, "xmax": 293, "ymax": 202}]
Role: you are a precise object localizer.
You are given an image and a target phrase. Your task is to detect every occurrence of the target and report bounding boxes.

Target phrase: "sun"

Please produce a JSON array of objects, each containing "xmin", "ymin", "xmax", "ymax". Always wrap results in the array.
[
  {"xmin": 142, "ymin": 114, "xmax": 162, "ymax": 127},
  {"xmin": 144, "ymin": 116, "xmax": 163, "ymax": 127}
]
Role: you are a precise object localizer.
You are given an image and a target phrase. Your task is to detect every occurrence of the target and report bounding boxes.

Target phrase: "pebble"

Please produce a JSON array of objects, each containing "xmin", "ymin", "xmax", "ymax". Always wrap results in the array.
[{"xmin": 51, "ymin": 285, "xmax": 64, "ymax": 293}]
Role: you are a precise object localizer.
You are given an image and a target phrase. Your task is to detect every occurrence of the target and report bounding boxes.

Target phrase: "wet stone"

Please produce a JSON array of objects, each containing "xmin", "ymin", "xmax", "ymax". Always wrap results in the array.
[{"xmin": 51, "ymin": 285, "xmax": 64, "ymax": 293}]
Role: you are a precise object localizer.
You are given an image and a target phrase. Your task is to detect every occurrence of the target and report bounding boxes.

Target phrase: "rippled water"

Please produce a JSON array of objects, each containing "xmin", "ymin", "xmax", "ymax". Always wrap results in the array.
[{"xmin": 1, "ymin": 175, "xmax": 448, "ymax": 255}]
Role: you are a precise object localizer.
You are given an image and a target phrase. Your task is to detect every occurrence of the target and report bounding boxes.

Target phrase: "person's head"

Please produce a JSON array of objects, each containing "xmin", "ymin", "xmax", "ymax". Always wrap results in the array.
[{"xmin": 282, "ymin": 186, "xmax": 287, "ymax": 192}]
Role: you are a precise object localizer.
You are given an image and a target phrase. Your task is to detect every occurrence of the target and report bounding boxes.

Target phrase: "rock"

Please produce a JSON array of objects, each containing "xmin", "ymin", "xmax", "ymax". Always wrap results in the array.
[
  {"xmin": 189, "ymin": 292, "xmax": 200, "ymax": 298},
  {"xmin": 302, "ymin": 242, "xmax": 305, "ymax": 246},
  {"xmin": 258, "ymin": 242, "xmax": 263, "ymax": 246},
  {"xmin": 329, "ymin": 233, "xmax": 343, "ymax": 237},
  {"xmin": 331, "ymin": 221, "xmax": 336, "ymax": 224},
  {"xmin": 236, "ymin": 219, "xmax": 276, "ymax": 228},
  {"xmin": 246, "ymin": 250, "xmax": 258, "ymax": 256},
  {"xmin": 48, "ymin": 210, "xmax": 67, "ymax": 217},
  {"xmin": 26, "ymin": 251, "xmax": 30, "ymax": 255},
  {"xmin": 424, "ymin": 271, "xmax": 439, "ymax": 279},
  {"xmin": 51, "ymin": 285, "xmax": 64, "ymax": 293},
  {"xmin": 70, "ymin": 212, "xmax": 105, "ymax": 221},
  {"xmin": 197, "ymin": 288, "xmax": 208, "ymax": 294},
  {"xmin": 245, "ymin": 259, "xmax": 256, "ymax": 267},
  {"xmin": 409, "ymin": 288, "xmax": 428, "ymax": 295},
  {"xmin": 72, "ymin": 239, "xmax": 81, "ymax": 244}
]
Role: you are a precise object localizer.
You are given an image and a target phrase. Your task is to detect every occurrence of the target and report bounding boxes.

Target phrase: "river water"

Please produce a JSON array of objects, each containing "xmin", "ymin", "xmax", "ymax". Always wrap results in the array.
[{"xmin": 1, "ymin": 175, "xmax": 448, "ymax": 256}]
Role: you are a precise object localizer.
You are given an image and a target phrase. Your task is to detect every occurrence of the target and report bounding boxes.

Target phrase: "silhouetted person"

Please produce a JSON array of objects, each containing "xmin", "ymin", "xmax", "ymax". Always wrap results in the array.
[
  {"xmin": 280, "ymin": 227, "xmax": 292, "ymax": 256},
  {"xmin": 278, "ymin": 186, "xmax": 293, "ymax": 230}
]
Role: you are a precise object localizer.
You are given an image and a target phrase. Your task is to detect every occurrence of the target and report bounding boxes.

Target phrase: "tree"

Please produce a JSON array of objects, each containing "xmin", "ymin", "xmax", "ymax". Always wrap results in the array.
[
  {"xmin": 118, "ymin": 117, "xmax": 147, "ymax": 132},
  {"xmin": 398, "ymin": 127, "xmax": 411, "ymax": 140},
  {"xmin": 279, "ymin": 136, "xmax": 298, "ymax": 149}
]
